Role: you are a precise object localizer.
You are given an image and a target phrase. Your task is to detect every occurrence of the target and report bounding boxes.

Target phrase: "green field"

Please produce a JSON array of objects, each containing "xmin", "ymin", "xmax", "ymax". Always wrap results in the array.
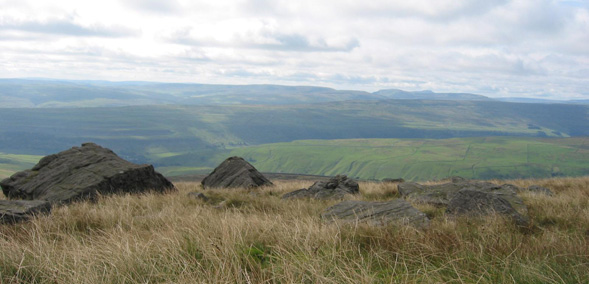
[
  {"xmin": 1, "ymin": 137, "xmax": 587, "ymax": 182},
  {"xmin": 0, "ymin": 152, "xmax": 43, "ymax": 179},
  {"xmin": 221, "ymin": 137, "xmax": 589, "ymax": 181}
]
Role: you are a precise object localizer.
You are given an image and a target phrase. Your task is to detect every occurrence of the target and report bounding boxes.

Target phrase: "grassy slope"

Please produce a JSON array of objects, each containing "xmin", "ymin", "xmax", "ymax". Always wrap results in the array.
[
  {"xmin": 1, "ymin": 177, "xmax": 588, "ymax": 283},
  {"xmin": 224, "ymin": 137, "xmax": 589, "ymax": 181},
  {"xmin": 0, "ymin": 153, "xmax": 42, "ymax": 179},
  {"xmin": 1, "ymin": 137, "xmax": 587, "ymax": 182}
]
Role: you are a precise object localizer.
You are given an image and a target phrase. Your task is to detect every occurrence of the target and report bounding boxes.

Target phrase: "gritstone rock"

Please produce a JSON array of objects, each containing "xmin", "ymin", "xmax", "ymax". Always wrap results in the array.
[
  {"xmin": 382, "ymin": 178, "xmax": 405, "ymax": 183},
  {"xmin": 187, "ymin": 192, "xmax": 209, "ymax": 202},
  {"xmin": 0, "ymin": 200, "xmax": 51, "ymax": 224},
  {"xmin": 321, "ymin": 200, "xmax": 430, "ymax": 228},
  {"xmin": 282, "ymin": 175, "xmax": 359, "ymax": 200},
  {"xmin": 446, "ymin": 189, "xmax": 529, "ymax": 227},
  {"xmin": 0, "ymin": 143, "xmax": 175, "ymax": 205},
  {"xmin": 201, "ymin": 156, "xmax": 273, "ymax": 189},
  {"xmin": 397, "ymin": 179, "xmax": 527, "ymax": 215}
]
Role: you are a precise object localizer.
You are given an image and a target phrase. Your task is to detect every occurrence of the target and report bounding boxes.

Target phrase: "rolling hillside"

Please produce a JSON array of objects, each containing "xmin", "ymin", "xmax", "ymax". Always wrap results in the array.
[
  {"xmin": 2, "ymin": 137, "xmax": 587, "ymax": 182},
  {"xmin": 216, "ymin": 137, "xmax": 588, "ymax": 181}
]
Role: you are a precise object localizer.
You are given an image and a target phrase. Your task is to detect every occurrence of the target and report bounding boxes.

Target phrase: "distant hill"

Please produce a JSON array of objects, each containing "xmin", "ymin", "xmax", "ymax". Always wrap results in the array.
[
  {"xmin": 3, "ymin": 78, "xmax": 585, "ymax": 108},
  {"xmin": 374, "ymin": 89, "xmax": 492, "ymax": 101},
  {"xmin": 497, "ymin": 97, "xmax": 589, "ymax": 105},
  {"xmin": 0, "ymin": 100, "xmax": 586, "ymax": 167},
  {"xmin": 0, "ymin": 79, "xmax": 381, "ymax": 107}
]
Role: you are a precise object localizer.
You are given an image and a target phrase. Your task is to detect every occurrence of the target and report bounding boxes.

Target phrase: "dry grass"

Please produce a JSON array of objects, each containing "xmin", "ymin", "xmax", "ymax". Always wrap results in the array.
[{"xmin": 1, "ymin": 177, "xmax": 588, "ymax": 283}]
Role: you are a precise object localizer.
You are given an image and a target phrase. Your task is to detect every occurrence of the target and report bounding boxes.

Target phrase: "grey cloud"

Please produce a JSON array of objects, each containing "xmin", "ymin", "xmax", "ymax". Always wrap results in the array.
[
  {"xmin": 167, "ymin": 28, "xmax": 360, "ymax": 52},
  {"xmin": 0, "ymin": 18, "xmax": 138, "ymax": 37},
  {"xmin": 122, "ymin": 0, "xmax": 181, "ymax": 14},
  {"xmin": 347, "ymin": 0, "xmax": 511, "ymax": 22},
  {"xmin": 261, "ymin": 33, "xmax": 360, "ymax": 52}
]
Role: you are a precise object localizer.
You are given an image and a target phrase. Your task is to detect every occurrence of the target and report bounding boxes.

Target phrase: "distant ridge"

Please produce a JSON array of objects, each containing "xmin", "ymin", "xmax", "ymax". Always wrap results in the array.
[
  {"xmin": 373, "ymin": 89, "xmax": 492, "ymax": 101},
  {"xmin": 0, "ymin": 78, "xmax": 586, "ymax": 108}
]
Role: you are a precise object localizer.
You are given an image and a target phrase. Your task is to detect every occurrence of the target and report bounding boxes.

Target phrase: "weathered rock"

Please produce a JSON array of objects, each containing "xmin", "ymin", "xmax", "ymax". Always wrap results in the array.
[
  {"xmin": 382, "ymin": 178, "xmax": 405, "ymax": 183},
  {"xmin": 201, "ymin": 157, "xmax": 273, "ymax": 189},
  {"xmin": 448, "ymin": 176, "xmax": 468, "ymax": 183},
  {"xmin": 282, "ymin": 175, "xmax": 359, "ymax": 200},
  {"xmin": 187, "ymin": 192, "xmax": 209, "ymax": 202},
  {"xmin": 446, "ymin": 189, "xmax": 529, "ymax": 226},
  {"xmin": 528, "ymin": 185, "xmax": 554, "ymax": 196},
  {"xmin": 321, "ymin": 200, "xmax": 430, "ymax": 228},
  {"xmin": 398, "ymin": 180, "xmax": 527, "ymax": 214},
  {"xmin": 1, "ymin": 143, "xmax": 175, "ymax": 205},
  {"xmin": 0, "ymin": 200, "xmax": 52, "ymax": 224}
]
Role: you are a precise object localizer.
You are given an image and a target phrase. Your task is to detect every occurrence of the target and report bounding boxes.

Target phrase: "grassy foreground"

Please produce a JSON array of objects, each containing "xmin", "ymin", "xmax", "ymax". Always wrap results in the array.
[{"xmin": 1, "ymin": 177, "xmax": 588, "ymax": 283}]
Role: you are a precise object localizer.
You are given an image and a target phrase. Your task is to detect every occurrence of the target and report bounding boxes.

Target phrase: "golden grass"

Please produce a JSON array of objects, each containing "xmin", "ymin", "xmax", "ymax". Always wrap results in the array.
[{"xmin": 1, "ymin": 177, "xmax": 588, "ymax": 283}]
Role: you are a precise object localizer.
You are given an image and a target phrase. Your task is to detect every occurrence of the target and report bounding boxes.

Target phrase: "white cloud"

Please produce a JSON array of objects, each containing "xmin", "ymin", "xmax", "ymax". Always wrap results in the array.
[{"xmin": 0, "ymin": 0, "xmax": 587, "ymax": 99}]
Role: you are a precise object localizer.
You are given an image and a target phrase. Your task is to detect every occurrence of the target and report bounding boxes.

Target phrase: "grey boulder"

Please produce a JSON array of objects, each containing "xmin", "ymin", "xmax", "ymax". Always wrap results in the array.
[
  {"xmin": 0, "ymin": 200, "xmax": 52, "ymax": 224},
  {"xmin": 321, "ymin": 200, "xmax": 430, "ymax": 228},
  {"xmin": 398, "ymin": 180, "xmax": 527, "ymax": 214},
  {"xmin": 446, "ymin": 189, "xmax": 529, "ymax": 227},
  {"xmin": 282, "ymin": 175, "xmax": 359, "ymax": 200},
  {"xmin": 1, "ymin": 143, "xmax": 175, "ymax": 205},
  {"xmin": 201, "ymin": 156, "xmax": 273, "ymax": 189}
]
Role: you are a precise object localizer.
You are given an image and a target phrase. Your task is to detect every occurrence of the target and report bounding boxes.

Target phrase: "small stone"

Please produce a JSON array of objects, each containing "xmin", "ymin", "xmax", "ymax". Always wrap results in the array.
[
  {"xmin": 187, "ymin": 192, "xmax": 209, "ymax": 202},
  {"xmin": 382, "ymin": 178, "xmax": 405, "ymax": 183},
  {"xmin": 528, "ymin": 185, "xmax": 553, "ymax": 196}
]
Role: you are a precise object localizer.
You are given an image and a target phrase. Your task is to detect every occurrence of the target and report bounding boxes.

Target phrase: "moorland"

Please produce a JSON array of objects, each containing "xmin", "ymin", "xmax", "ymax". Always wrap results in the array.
[{"xmin": 1, "ymin": 177, "xmax": 588, "ymax": 283}]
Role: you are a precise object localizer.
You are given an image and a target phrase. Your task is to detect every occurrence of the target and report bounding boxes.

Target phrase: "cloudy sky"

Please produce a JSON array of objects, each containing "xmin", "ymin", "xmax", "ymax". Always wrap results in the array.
[{"xmin": 1, "ymin": 0, "xmax": 588, "ymax": 99}]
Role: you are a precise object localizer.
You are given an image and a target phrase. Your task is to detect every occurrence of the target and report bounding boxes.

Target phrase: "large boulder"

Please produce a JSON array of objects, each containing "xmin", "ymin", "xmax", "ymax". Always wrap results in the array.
[
  {"xmin": 0, "ymin": 200, "xmax": 52, "ymax": 224},
  {"xmin": 398, "ymin": 180, "xmax": 527, "ymax": 214},
  {"xmin": 321, "ymin": 200, "xmax": 430, "ymax": 228},
  {"xmin": 201, "ymin": 156, "xmax": 273, "ymax": 189},
  {"xmin": 282, "ymin": 175, "xmax": 359, "ymax": 200},
  {"xmin": 446, "ymin": 189, "xmax": 529, "ymax": 227},
  {"xmin": 1, "ymin": 143, "xmax": 175, "ymax": 204}
]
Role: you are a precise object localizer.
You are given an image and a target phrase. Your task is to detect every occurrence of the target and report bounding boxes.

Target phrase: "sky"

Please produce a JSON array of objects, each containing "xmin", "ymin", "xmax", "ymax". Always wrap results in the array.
[{"xmin": 0, "ymin": 0, "xmax": 588, "ymax": 99}]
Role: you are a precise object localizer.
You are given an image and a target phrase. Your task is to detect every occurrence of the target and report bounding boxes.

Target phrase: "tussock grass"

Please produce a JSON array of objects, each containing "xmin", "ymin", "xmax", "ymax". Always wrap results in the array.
[{"xmin": 1, "ymin": 177, "xmax": 588, "ymax": 283}]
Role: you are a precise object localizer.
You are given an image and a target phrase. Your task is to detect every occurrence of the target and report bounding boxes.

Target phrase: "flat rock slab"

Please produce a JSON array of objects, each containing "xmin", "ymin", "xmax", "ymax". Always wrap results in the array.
[
  {"xmin": 446, "ymin": 189, "xmax": 529, "ymax": 227},
  {"xmin": 0, "ymin": 200, "xmax": 51, "ymax": 224},
  {"xmin": 398, "ymin": 180, "xmax": 527, "ymax": 215},
  {"xmin": 201, "ymin": 157, "xmax": 273, "ymax": 189},
  {"xmin": 321, "ymin": 200, "xmax": 430, "ymax": 228},
  {"xmin": 1, "ymin": 143, "xmax": 175, "ymax": 205},
  {"xmin": 282, "ymin": 175, "xmax": 359, "ymax": 200}
]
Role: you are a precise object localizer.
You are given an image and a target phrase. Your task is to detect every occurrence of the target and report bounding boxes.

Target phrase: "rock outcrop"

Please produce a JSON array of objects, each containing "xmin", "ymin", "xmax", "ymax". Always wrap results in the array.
[
  {"xmin": 321, "ymin": 200, "xmax": 430, "ymax": 228},
  {"xmin": 282, "ymin": 175, "xmax": 359, "ymax": 199},
  {"xmin": 201, "ymin": 156, "xmax": 273, "ymax": 189},
  {"xmin": 398, "ymin": 180, "xmax": 527, "ymax": 214},
  {"xmin": 382, "ymin": 178, "xmax": 405, "ymax": 183},
  {"xmin": 446, "ymin": 189, "xmax": 529, "ymax": 226},
  {"xmin": 0, "ymin": 200, "xmax": 52, "ymax": 224},
  {"xmin": 1, "ymin": 143, "xmax": 175, "ymax": 205}
]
